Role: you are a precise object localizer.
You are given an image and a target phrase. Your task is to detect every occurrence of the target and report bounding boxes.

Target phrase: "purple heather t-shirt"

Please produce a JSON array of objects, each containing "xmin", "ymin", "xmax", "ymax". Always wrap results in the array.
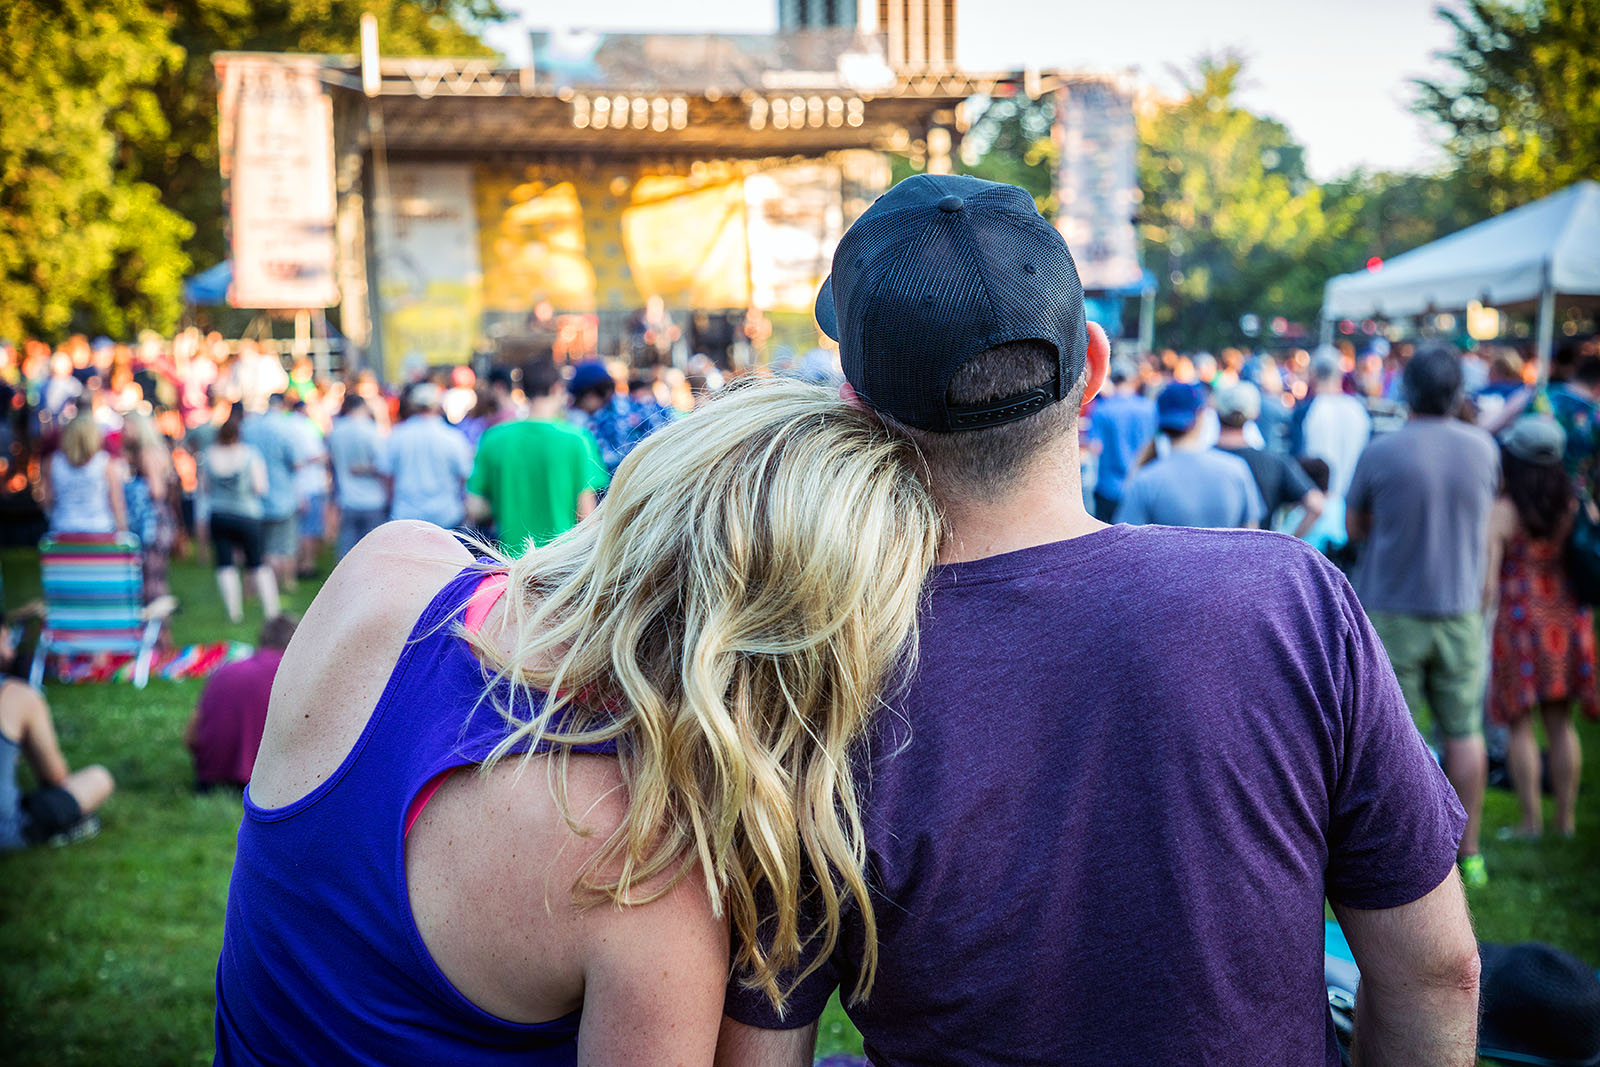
[{"xmin": 725, "ymin": 525, "xmax": 1465, "ymax": 1066}]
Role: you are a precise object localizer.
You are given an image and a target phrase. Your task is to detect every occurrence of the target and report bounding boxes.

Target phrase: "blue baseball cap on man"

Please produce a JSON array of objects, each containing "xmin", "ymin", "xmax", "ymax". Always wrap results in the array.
[
  {"xmin": 569, "ymin": 360, "xmax": 614, "ymax": 396},
  {"xmin": 815, "ymin": 174, "xmax": 1089, "ymax": 433},
  {"xmin": 1156, "ymin": 382, "xmax": 1208, "ymax": 432}
]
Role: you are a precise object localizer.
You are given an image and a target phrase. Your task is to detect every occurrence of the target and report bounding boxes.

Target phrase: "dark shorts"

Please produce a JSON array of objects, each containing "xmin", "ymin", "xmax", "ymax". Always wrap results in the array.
[
  {"xmin": 211, "ymin": 512, "xmax": 265, "ymax": 570},
  {"xmin": 22, "ymin": 785, "xmax": 82, "ymax": 845}
]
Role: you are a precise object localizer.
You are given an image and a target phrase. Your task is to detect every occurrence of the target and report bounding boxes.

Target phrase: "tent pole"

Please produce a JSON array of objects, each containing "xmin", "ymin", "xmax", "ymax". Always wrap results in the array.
[
  {"xmin": 1319, "ymin": 314, "xmax": 1333, "ymax": 346},
  {"xmin": 1138, "ymin": 288, "xmax": 1155, "ymax": 353},
  {"xmin": 1536, "ymin": 277, "xmax": 1556, "ymax": 384}
]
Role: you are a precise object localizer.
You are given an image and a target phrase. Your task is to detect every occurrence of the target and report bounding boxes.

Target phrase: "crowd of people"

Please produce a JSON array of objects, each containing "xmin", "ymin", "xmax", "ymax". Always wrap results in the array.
[
  {"xmin": 1084, "ymin": 332, "xmax": 1600, "ymax": 877},
  {"xmin": 3, "ymin": 172, "xmax": 1599, "ymax": 1064},
  {"xmin": 0, "ymin": 329, "xmax": 732, "ymax": 627}
]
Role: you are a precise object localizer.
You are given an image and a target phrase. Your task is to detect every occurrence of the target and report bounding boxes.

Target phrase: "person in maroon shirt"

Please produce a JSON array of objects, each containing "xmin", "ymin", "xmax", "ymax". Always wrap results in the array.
[{"xmin": 185, "ymin": 614, "xmax": 297, "ymax": 789}]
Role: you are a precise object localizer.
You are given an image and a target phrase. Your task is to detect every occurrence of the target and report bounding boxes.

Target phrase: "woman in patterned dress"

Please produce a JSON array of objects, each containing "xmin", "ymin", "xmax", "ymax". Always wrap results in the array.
[{"xmin": 1485, "ymin": 416, "xmax": 1599, "ymax": 837}]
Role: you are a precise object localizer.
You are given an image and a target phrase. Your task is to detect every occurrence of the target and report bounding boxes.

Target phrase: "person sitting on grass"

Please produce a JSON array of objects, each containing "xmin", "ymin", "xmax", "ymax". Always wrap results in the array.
[
  {"xmin": 184, "ymin": 614, "xmax": 298, "ymax": 792},
  {"xmin": 0, "ymin": 677, "xmax": 114, "ymax": 850}
]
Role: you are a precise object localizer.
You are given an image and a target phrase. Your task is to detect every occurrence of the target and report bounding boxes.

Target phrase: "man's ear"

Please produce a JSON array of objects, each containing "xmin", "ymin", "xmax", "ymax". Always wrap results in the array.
[
  {"xmin": 840, "ymin": 381, "xmax": 869, "ymax": 411},
  {"xmin": 1079, "ymin": 321, "xmax": 1111, "ymax": 415}
]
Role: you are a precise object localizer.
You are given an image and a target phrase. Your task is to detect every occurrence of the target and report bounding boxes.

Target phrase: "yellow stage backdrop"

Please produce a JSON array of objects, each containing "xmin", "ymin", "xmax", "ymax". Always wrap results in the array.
[{"xmin": 374, "ymin": 155, "xmax": 889, "ymax": 372}]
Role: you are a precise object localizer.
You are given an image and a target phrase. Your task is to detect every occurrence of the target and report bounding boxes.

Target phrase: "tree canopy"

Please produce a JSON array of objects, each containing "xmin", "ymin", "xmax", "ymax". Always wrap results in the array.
[
  {"xmin": 1416, "ymin": 0, "xmax": 1600, "ymax": 211},
  {"xmin": 1135, "ymin": 56, "xmax": 1345, "ymax": 351},
  {"xmin": 0, "ymin": 0, "xmax": 499, "ymax": 342}
]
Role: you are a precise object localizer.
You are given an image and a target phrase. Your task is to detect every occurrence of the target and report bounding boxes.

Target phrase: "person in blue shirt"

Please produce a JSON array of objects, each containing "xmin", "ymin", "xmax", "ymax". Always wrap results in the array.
[{"xmin": 1087, "ymin": 358, "xmax": 1156, "ymax": 522}]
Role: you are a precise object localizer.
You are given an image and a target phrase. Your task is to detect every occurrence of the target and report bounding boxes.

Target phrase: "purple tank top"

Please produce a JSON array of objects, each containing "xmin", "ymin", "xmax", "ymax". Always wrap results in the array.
[{"xmin": 215, "ymin": 563, "xmax": 614, "ymax": 1065}]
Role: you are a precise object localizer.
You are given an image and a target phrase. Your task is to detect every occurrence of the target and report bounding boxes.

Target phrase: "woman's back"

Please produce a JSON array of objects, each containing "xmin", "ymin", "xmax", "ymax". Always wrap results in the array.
[
  {"xmin": 218, "ymin": 523, "xmax": 725, "ymax": 1064},
  {"xmin": 204, "ymin": 444, "xmax": 263, "ymax": 520},
  {"xmin": 48, "ymin": 450, "xmax": 114, "ymax": 534}
]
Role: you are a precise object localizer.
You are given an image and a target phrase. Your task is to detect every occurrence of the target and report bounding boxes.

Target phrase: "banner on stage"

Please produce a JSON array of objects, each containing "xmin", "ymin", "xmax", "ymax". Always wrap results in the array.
[
  {"xmin": 1055, "ymin": 78, "xmax": 1143, "ymax": 293},
  {"xmin": 217, "ymin": 56, "xmax": 340, "ymax": 309}
]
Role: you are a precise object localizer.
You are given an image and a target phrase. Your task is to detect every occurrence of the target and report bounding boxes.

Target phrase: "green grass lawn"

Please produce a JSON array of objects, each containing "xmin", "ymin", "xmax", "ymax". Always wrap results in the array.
[{"xmin": 2, "ymin": 545, "xmax": 1597, "ymax": 1064}]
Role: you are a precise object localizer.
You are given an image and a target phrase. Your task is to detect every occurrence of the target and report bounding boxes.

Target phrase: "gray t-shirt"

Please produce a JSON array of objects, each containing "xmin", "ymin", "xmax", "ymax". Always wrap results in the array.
[
  {"xmin": 1347, "ymin": 416, "xmax": 1500, "ymax": 617},
  {"xmin": 1115, "ymin": 447, "xmax": 1266, "ymax": 529}
]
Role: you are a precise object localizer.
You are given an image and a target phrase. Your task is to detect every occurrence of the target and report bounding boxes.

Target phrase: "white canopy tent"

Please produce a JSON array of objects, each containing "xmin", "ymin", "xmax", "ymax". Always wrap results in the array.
[{"xmin": 1322, "ymin": 180, "xmax": 1600, "ymax": 372}]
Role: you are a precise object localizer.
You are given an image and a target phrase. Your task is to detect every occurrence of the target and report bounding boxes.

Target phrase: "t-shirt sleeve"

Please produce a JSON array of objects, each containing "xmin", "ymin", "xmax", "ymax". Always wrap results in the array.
[
  {"xmin": 1324, "ymin": 573, "xmax": 1466, "ymax": 909},
  {"xmin": 1282, "ymin": 455, "xmax": 1316, "ymax": 504},
  {"xmin": 723, "ymin": 935, "xmax": 843, "ymax": 1030},
  {"xmin": 1344, "ymin": 446, "xmax": 1374, "ymax": 514},
  {"xmin": 1240, "ymin": 465, "xmax": 1266, "ymax": 526},
  {"xmin": 578, "ymin": 429, "xmax": 610, "ymax": 493},
  {"xmin": 466, "ymin": 435, "xmax": 492, "ymax": 498}
]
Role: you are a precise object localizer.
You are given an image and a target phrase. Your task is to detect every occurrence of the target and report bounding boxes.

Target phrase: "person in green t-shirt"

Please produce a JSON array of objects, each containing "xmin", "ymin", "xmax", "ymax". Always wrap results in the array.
[{"xmin": 467, "ymin": 362, "xmax": 608, "ymax": 553}]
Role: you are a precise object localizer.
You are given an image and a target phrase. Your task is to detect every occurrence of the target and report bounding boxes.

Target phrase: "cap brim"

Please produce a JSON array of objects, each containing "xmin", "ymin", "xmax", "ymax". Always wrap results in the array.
[{"xmin": 815, "ymin": 276, "xmax": 840, "ymax": 341}]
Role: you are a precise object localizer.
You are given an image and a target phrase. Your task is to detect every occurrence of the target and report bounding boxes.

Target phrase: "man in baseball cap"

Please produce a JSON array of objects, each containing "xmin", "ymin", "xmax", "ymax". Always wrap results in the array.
[{"xmin": 720, "ymin": 175, "xmax": 1479, "ymax": 1066}]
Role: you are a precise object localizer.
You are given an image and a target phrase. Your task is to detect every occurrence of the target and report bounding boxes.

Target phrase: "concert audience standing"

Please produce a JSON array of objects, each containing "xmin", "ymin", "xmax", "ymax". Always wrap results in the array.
[
  {"xmin": 380, "ymin": 382, "xmax": 472, "ymax": 530},
  {"xmin": 43, "ymin": 412, "xmax": 126, "ymax": 535},
  {"xmin": 568, "ymin": 360, "xmax": 672, "ymax": 474},
  {"xmin": 1116, "ymin": 382, "xmax": 1264, "ymax": 528},
  {"xmin": 1346, "ymin": 343, "xmax": 1501, "ymax": 887},
  {"xmin": 325, "ymin": 394, "xmax": 389, "ymax": 560},
  {"xmin": 285, "ymin": 398, "xmax": 329, "ymax": 578},
  {"xmin": 1485, "ymin": 416, "xmax": 1597, "ymax": 838},
  {"xmin": 1087, "ymin": 358, "xmax": 1157, "ymax": 522},
  {"xmin": 185, "ymin": 614, "xmax": 298, "ymax": 791},
  {"xmin": 242, "ymin": 394, "xmax": 304, "ymax": 593},
  {"xmin": 1215, "ymin": 382, "xmax": 1324, "ymax": 536},
  {"xmin": 120, "ymin": 411, "xmax": 178, "ymax": 601},
  {"xmin": 201, "ymin": 410, "xmax": 280, "ymax": 624},
  {"xmin": 467, "ymin": 361, "xmax": 608, "ymax": 552},
  {"xmin": 1300, "ymin": 347, "xmax": 1371, "ymax": 499}
]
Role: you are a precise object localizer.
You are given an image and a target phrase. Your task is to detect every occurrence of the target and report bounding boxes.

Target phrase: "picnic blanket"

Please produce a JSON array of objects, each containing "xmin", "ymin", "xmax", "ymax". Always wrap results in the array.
[{"xmin": 49, "ymin": 642, "xmax": 254, "ymax": 684}]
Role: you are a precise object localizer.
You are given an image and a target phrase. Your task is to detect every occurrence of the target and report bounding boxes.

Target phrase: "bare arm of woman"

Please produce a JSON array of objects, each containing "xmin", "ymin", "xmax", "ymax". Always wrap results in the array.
[
  {"xmin": 575, "ymin": 861, "xmax": 728, "ymax": 1065},
  {"xmin": 1482, "ymin": 497, "xmax": 1514, "ymax": 613},
  {"xmin": 107, "ymin": 457, "xmax": 128, "ymax": 532},
  {"xmin": 145, "ymin": 449, "xmax": 168, "ymax": 502}
]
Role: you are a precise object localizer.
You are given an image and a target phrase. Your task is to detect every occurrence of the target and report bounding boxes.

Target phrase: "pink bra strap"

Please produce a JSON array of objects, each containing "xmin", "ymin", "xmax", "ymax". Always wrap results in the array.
[
  {"xmin": 406, "ymin": 573, "xmax": 511, "ymax": 840},
  {"xmin": 462, "ymin": 572, "xmax": 510, "ymax": 635}
]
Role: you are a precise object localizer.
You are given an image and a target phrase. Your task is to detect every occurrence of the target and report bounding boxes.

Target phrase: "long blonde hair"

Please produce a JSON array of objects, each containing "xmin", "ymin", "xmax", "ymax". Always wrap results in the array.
[
  {"xmin": 61, "ymin": 412, "xmax": 102, "ymax": 467},
  {"xmin": 467, "ymin": 378, "xmax": 942, "ymax": 1013}
]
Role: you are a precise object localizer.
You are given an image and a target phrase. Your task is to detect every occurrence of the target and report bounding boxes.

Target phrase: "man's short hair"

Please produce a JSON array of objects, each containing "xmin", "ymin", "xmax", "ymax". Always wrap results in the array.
[
  {"xmin": 1403, "ymin": 342, "xmax": 1465, "ymax": 416},
  {"xmin": 892, "ymin": 339, "xmax": 1081, "ymax": 501},
  {"xmin": 340, "ymin": 393, "xmax": 368, "ymax": 417},
  {"xmin": 259, "ymin": 613, "xmax": 298, "ymax": 651},
  {"xmin": 523, "ymin": 359, "xmax": 562, "ymax": 398}
]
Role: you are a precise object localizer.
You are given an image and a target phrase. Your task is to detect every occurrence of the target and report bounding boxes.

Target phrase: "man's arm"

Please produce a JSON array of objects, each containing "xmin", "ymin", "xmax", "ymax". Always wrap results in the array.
[
  {"xmin": 576, "ymin": 489, "xmax": 597, "ymax": 522},
  {"xmin": 715, "ymin": 1019, "xmax": 817, "ymax": 1067},
  {"xmin": 1331, "ymin": 870, "xmax": 1480, "ymax": 1067}
]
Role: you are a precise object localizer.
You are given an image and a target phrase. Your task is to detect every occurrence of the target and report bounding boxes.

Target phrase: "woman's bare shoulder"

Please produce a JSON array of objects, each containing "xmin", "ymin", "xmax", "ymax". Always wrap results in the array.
[{"xmin": 250, "ymin": 522, "xmax": 474, "ymax": 808}]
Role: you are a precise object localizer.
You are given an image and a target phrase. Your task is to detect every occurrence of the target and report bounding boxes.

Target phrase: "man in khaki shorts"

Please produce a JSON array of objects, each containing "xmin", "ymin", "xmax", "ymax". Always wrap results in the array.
[{"xmin": 1346, "ymin": 343, "xmax": 1500, "ymax": 886}]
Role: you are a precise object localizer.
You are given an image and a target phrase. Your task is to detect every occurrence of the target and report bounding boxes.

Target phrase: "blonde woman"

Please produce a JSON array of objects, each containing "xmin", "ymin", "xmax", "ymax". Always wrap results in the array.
[
  {"xmin": 214, "ymin": 380, "xmax": 941, "ymax": 1063},
  {"xmin": 42, "ymin": 412, "xmax": 126, "ymax": 535}
]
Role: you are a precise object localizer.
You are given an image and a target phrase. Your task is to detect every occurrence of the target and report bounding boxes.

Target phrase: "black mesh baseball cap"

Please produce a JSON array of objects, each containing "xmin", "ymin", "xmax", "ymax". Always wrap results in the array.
[{"xmin": 816, "ymin": 174, "xmax": 1088, "ymax": 433}]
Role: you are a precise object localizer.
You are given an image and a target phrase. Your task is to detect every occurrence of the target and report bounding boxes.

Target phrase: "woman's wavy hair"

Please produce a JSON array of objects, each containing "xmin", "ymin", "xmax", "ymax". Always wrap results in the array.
[
  {"xmin": 1502, "ymin": 445, "xmax": 1573, "ymax": 541},
  {"xmin": 465, "ymin": 378, "xmax": 943, "ymax": 1015}
]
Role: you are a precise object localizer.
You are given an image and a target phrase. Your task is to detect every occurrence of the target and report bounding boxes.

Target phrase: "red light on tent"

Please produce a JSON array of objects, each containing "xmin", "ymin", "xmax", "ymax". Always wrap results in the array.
[
  {"xmin": 1338, "ymin": 320, "xmax": 1355, "ymax": 334},
  {"xmin": 1270, "ymin": 316, "xmax": 1288, "ymax": 335},
  {"xmin": 1366, "ymin": 256, "xmax": 1383, "ymax": 272}
]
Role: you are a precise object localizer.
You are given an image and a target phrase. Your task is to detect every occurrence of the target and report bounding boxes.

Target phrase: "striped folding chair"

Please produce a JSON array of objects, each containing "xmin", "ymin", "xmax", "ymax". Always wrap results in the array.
[{"xmin": 28, "ymin": 532, "xmax": 162, "ymax": 689}]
